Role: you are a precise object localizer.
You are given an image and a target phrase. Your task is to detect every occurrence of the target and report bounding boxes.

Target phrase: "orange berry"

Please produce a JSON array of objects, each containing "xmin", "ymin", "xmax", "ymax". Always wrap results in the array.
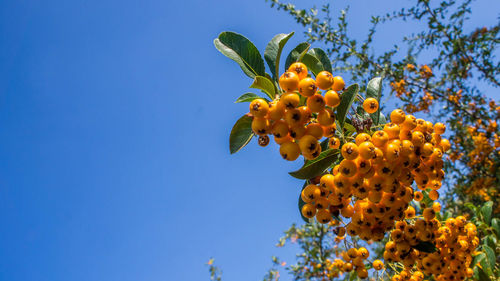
[
  {"xmin": 363, "ymin": 97, "xmax": 379, "ymax": 113},
  {"xmin": 315, "ymin": 71, "xmax": 334, "ymax": 90},
  {"xmin": 288, "ymin": 62, "xmax": 308, "ymax": 80},
  {"xmin": 279, "ymin": 71, "xmax": 300, "ymax": 92},
  {"xmin": 249, "ymin": 99, "xmax": 269, "ymax": 118},
  {"xmin": 332, "ymin": 76, "xmax": 345, "ymax": 91},
  {"xmin": 324, "ymin": 90, "xmax": 341, "ymax": 107},
  {"xmin": 390, "ymin": 109, "xmax": 406, "ymax": 124},
  {"xmin": 341, "ymin": 142, "xmax": 359, "ymax": 160},
  {"xmin": 298, "ymin": 77, "xmax": 317, "ymax": 97},
  {"xmin": 306, "ymin": 94, "xmax": 326, "ymax": 112}
]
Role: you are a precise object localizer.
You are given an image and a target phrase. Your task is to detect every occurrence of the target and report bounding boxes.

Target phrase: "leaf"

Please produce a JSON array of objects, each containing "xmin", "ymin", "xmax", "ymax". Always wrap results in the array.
[
  {"xmin": 301, "ymin": 53, "xmax": 322, "ymax": 76},
  {"xmin": 289, "ymin": 149, "xmax": 339, "ymax": 180},
  {"xmin": 235, "ymin": 92, "xmax": 268, "ymax": 103},
  {"xmin": 482, "ymin": 245, "xmax": 496, "ymax": 269},
  {"xmin": 336, "ymin": 84, "xmax": 360, "ymax": 129},
  {"xmin": 284, "ymin": 42, "xmax": 310, "ymax": 71},
  {"xmin": 308, "ymin": 48, "xmax": 332, "ymax": 73},
  {"xmin": 413, "ymin": 241, "xmax": 436, "ymax": 253},
  {"xmin": 250, "ymin": 76, "xmax": 276, "ymax": 100},
  {"xmin": 480, "ymin": 255, "xmax": 494, "ymax": 277},
  {"xmin": 229, "ymin": 114, "xmax": 254, "ymax": 154},
  {"xmin": 366, "ymin": 77, "xmax": 382, "ymax": 125},
  {"xmin": 378, "ymin": 112, "xmax": 387, "ymax": 125},
  {"xmin": 298, "ymin": 181, "xmax": 311, "ymax": 223},
  {"xmin": 214, "ymin": 31, "xmax": 265, "ymax": 78},
  {"xmin": 465, "ymin": 202, "xmax": 477, "ymax": 215},
  {"xmin": 491, "ymin": 218, "xmax": 500, "ymax": 237},
  {"xmin": 264, "ymin": 32, "xmax": 294, "ymax": 81},
  {"xmin": 481, "ymin": 201, "xmax": 493, "ymax": 225},
  {"xmin": 348, "ymin": 271, "xmax": 357, "ymax": 281}
]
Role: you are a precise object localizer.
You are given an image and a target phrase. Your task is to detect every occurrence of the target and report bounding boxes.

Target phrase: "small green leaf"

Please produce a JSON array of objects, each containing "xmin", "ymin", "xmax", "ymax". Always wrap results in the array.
[
  {"xmin": 465, "ymin": 202, "xmax": 478, "ymax": 215},
  {"xmin": 366, "ymin": 77, "xmax": 382, "ymax": 125},
  {"xmin": 301, "ymin": 53, "xmax": 322, "ymax": 76},
  {"xmin": 229, "ymin": 114, "xmax": 254, "ymax": 154},
  {"xmin": 284, "ymin": 42, "xmax": 310, "ymax": 71},
  {"xmin": 308, "ymin": 48, "xmax": 332, "ymax": 73},
  {"xmin": 378, "ymin": 112, "xmax": 387, "ymax": 125},
  {"xmin": 413, "ymin": 241, "xmax": 436, "ymax": 253},
  {"xmin": 481, "ymin": 201, "xmax": 493, "ymax": 225},
  {"xmin": 348, "ymin": 271, "xmax": 357, "ymax": 281},
  {"xmin": 482, "ymin": 245, "xmax": 496, "ymax": 269},
  {"xmin": 264, "ymin": 32, "xmax": 294, "ymax": 81},
  {"xmin": 336, "ymin": 84, "xmax": 360, "ymax": 129},
  {"xmin": 478, "ymin": 267, "xmax": 491, "ymax": 281},
  {"xmin": 250, "ymin": 76, "xmax": 276, "ymax": 100},
  {"xmin": 480, "ymin": 256, "xmax": 494, "ymax": 277},
  {"xmin": 289, "ymin": 149, "xmax": 339, "ymax": 180},
  {"xmin": 235, "ymin": 92, "xmax": 268, "ymax": 103},
  {"xmin": 298, "ymin": 181, "xmax": 311, "ymax": 223},
  {"xmin": 214, "ymin": 31, "xmax": 265, "ymax": 78},
  {"xmin": 473, "ymin": 252, "xmax": 486, "ymax": 266},
  {"xmin": 491, "ymin": 218, "xmax": 500, "ymax": 237}
]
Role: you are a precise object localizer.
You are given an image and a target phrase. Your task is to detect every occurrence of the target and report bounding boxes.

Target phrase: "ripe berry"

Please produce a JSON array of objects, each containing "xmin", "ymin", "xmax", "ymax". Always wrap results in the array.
[
  {"xmin": 279, "ymin": 71, "xmax": 300, "ymax": 92},
  {"xmin": 332, "ymin": 76, "xmax": 345, "ymax": 91},
  {"xmin": 373, "ymin": 260, "xmax": 384, "ymax": 270},
  {"xmin": 317, "ymin": 108, "xmax": 335, "ymax": 126},
  {"xmin": 279, "ymin": 141, "xmax": 300, "ymax": 161},
  {"xmin": 315, "ymin": 71, "xmax": 334, "ymax": 90},
  {"xmin": 329, "ymin": 137, "xmax": 341, "ymax": 149},
  {"xmin": 249, "ymin": 99, "xmax": 269, "ymax": 118},
  {"xmin": 281, "ymin": 92, "xmax": 300, "ymax": 109},
  {"xmin": 324, "ymin": 90, "xmax": 341, "ymax": 107},
  {"xmin": 298, "ymin": 77, "xmax": 317, "ymax": 97},
  {"xmin": 341, "ymin": 143, "xmax": 359, "ymax": 160},
  {"xmin": 288, "ymin": 62, "xmax": 308, "ymax": 80},
  {"xmin": 363, "ymin": 97, "xmax": 379, "ymax": 113},
  {"xmin": 306, "ymin": 94, "xmax": 326, "ymax": 112},
  {"xmin": 305, "ymin": 123, "xmax": 323, "ymax": 139},
  {"xmin": 301, "ymin": 203, "xmax": 316, "ymax": 218},
  {"xmin": 390, "ymin": 109, "xmax": 406, "ymax": 124},
  {"xmin": 251, "ymin": 117, "xmax": 270, "ymax": 135},
  {"xmin": 339, "ymin": 159, "xmax": 357, "ymax": 177},
  {"xmin": 299, "ymin": 135, "xmax": 319, "ymax": 155},
  {"xmin": 267, "ymin": 100, "xmax": 285, "ymax": 121}
]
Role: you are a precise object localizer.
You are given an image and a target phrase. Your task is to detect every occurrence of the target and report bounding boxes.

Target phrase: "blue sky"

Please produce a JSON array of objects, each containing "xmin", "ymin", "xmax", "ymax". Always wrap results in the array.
[{"xmin": 0, "ymin": 1, "xmax": 498, "ymax": 281}]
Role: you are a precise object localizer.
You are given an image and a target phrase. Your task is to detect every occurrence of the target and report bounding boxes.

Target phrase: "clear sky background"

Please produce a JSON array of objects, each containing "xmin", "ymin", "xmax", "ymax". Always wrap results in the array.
[{"xmin": 0, "ymin": 1, "xmax": 498, "ymax": 281}]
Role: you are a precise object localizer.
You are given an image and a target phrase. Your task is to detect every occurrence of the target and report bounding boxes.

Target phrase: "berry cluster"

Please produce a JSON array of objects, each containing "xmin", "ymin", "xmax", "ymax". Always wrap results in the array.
[
  {"xmin": 248, "ymin": 62, "xmax": 346, "ymax": 160},
  {"xmin": 385, "ymin": 216, "xmax": 478, "ymax": 281},
  {"xmin": 239, "ymin": 63, "xmax": 477, "ymax": 280},
  {"xmin": 300, "ymin": 110, "xmax": 450, "ymax": 242}
]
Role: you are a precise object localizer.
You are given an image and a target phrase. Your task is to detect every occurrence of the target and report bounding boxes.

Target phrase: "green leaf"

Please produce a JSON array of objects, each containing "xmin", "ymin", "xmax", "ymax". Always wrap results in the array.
[
  {"xmin": 289, "ymin": 149, "xmax": 339, "ymax": 180},
  {"xmin": 478, "ymin": 267, "xmax": 491, "ymax": 281},
  {"xmin": 366, "ymin": 77, "xmax": 382, "ymax": 125},
  {"xmin": 413, "ymin": 241, "xmax": 436, "ymax": 253},
  {"xmin": 229, "ymin": 114, "xmax": 254, "ymax": 154},
  {"xmin": 214, "ymin": 31, "xmax": 265, "ymax": 78},
  {"xmin": 481, "ymin": 201, "xmax": 493, "ymax": 225},
  {"xmin": 301, "ymin": 53, "xmax": 322, "ymax": 76},
  {"xmin": 298, "ymin": 181, "xmax": 310, "ymax": 223},
  {"xmin": 348, "ymin": 271, "xmax": 357, "ymax": 281},
  {"xmin": 491, "ymin": 218, "xmax": 500, "ymax": 237},
  {"xmin": 480, "ymin": 255, "xmax": 494, "ymax": 277},
  {"xmin": 465, "ymin": 202, "xmax": 478, "ymax": 215},
  {"xmin": 473, "ymin": 252, "xmax": 486, "ymax": 266},
  {"xmin": 235, "ymin": 92, "xmax": 268, "ymax": 103},
  {"xmin": 264, "ymin": 32, "xmax": 294, "ymax": 81},
  {"xmin": 336, "ymin": 84, "xmax": 360, "ymax": 129},
  {"xmin": 284, "ymin": 42, "xmax": 310, "ymax": 71},
  {"xmin": 378, "ymin": 112, "xmax": 387, "ymax": 125},
  {"xmin": 308, "ymin": 48, "xmax": 332, "ymax": 73},
  {"xmin": 250, "ymin": 76, "xmax": 277, "ymax": 100},
  {"xmin": 482, "ymin": 245, "xmax": 496, "ymax": 269}
]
